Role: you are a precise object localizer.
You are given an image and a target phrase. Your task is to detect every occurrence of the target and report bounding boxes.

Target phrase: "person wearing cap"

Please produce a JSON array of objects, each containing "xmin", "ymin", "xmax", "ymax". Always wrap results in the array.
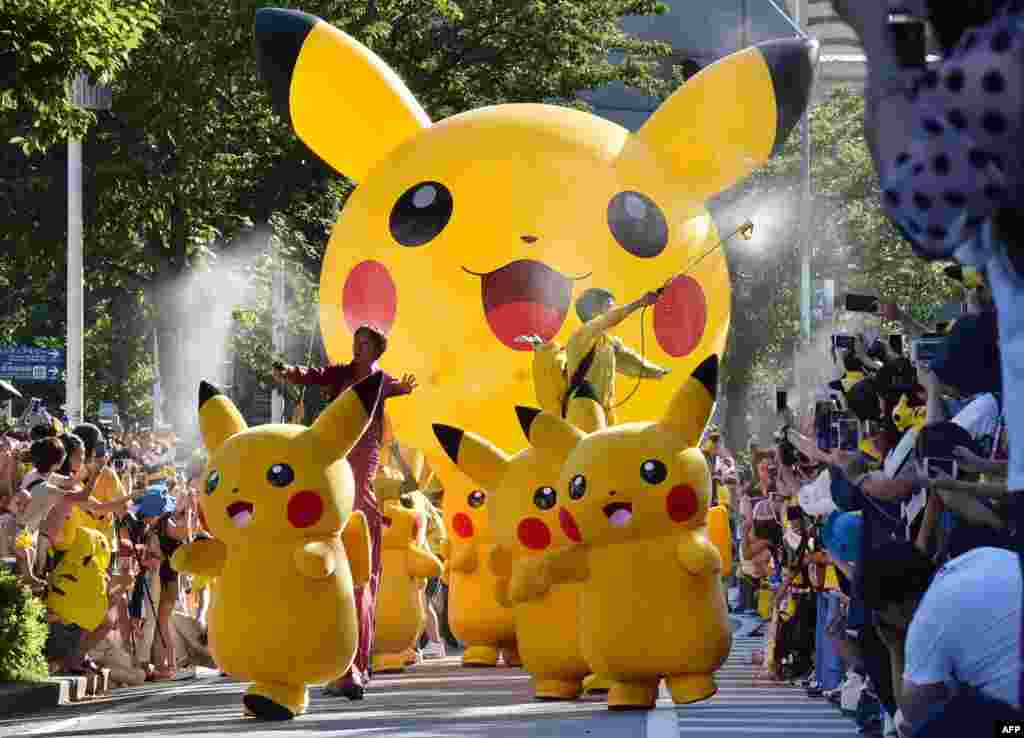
[
  {"xmin": 125, "ymin": 485, "xmax": 188, "ymax": 680},
  {"xmin": 516, "ymin": 289, "xmax": 666, "ymax": 424}
]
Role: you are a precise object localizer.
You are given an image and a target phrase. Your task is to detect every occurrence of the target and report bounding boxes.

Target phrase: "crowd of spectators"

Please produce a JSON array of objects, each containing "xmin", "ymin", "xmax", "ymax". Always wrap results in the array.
[
  {"xmin": 0, "ymin": 419, "xmax": 214, "ymax": 687},
  {"xmin": 702, "ymin": 259, "xmax": 1017, "ymax": 737}
]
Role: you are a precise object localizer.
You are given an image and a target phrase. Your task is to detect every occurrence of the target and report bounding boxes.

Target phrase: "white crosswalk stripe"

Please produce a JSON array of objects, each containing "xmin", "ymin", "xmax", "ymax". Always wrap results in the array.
[{"xmin": 666, "ymin": 635, "xmax": 860, "ymax": 737}]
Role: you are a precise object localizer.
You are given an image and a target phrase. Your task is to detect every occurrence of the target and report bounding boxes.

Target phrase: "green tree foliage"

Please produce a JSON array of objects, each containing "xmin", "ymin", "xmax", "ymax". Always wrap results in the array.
[
  {"xmin": 0, "ymin": 570, "xmax": 48, "ymax": 682},
  {"xmin": 0, "ymin": 0, "xmax": 159, "ymax": 154},
  {"xmin": 714, "ymin": 86, "xmax": 957, "ymax": 446},
  {"xmin": 2, "ymin": 0, "xmax": 673, "ymax": 432}
]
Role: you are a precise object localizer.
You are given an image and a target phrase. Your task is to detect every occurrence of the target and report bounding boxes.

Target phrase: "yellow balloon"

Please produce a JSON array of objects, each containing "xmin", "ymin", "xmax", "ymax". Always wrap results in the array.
[{"xmin": 254, "ymin": 9, "xmax": 818, "ymax": 484}]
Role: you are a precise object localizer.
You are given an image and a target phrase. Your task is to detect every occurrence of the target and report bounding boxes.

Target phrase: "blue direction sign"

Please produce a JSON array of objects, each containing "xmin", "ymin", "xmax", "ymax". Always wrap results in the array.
[{"xmin": 0, "ymin": 347, "xmax": 65, "ymax": 383}]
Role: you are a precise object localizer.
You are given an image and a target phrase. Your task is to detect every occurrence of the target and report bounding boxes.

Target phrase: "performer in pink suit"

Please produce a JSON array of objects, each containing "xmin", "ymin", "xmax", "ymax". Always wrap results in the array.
[{"xmin": 275, "ymin": 325, "xmax": 417, "ymax": 700}]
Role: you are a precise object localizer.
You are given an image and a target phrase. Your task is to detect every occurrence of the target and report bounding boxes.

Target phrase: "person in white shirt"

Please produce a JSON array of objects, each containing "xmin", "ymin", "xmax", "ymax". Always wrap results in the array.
[{"xmin": 862, "ymin": 541, "xmax": 1021, "ymax": 735}]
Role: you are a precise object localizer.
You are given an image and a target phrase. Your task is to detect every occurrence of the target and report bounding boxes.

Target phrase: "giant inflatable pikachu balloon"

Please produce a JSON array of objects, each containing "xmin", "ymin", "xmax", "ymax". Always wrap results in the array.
[
  {"xmin": 508, "ymin": 356, "xmax": 731, "ymax": 710},
  {"xmin": 253, "ymin": 7, "xmax": 818, "ymax": 491},
  {"xmin": 170, "ymin": 375, "xmax": 382, "ymax": 720},
  {"xmin": 433, "ymin": 403, "xmax": 597, "ymax": 700}
]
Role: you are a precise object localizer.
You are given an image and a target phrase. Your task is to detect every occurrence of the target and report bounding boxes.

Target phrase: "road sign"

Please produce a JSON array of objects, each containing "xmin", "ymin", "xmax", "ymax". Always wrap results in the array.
[{"xmin": 0, "ymin": 346, "xmax": 66, "ymax": 383}]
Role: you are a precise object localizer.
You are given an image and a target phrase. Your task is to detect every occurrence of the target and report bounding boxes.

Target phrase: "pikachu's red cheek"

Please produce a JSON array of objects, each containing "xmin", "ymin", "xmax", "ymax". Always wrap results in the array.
[
  {"xmin": 517, "ymin": 517, "xmax": 552, "ymax": 550},
  {"xmin": 343, "ymin": 260, "xmax": 397, "ymax": 335},
  {"xmin": 452, "ymin": 512, "xmax": 474, "ymax": 539},
  {"xmin": 666, "ymin": 485, "xmax": 698, "ymax": 523},
  {"xmin": 288, "ymin": 491, "xmax": 324, "ymax": 528},
  {"xmin": 654, "ymin": 275, "xmax": 707, "ymax": 357}
]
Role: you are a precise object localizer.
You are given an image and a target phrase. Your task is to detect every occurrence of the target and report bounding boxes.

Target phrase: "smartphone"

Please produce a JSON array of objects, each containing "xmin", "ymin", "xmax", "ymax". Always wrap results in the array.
[
  {"xmin": 887, "ymin": 6, "xmax": 927, "ymax": 68},
  {"xmin": 831, "ymin": 417, "xmax": 860, "ymax": 452},
  {"xmin": 776, "ymin": 390, "xmax": 788, "ymax": 415},
  {"xmin": 832, "ymin": 334, "xmax": 856, "ymax": 352},
  {"xmin": 889, "ymin": 334, "xmax": 904, "ymax": 356},
  {"xmin": 911, "ymin": 335, "xmax": 945, "ymax": 365},
  {"xmin": 924, "ymin": 457, "xmax": 958, "ymax": 479},
  {"xmin": 845, "ymin": 294, "xmax": 880, "ymax": 314}
]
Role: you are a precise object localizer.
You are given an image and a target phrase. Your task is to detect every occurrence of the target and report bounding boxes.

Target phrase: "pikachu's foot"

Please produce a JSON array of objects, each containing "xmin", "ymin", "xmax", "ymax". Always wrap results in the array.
[
  {"xmin": 462, "ymin": 646, "xmax": 499, "ymax": 667},
  {"xmin": 582, "ymin": 673, "xmax": 613, "ymax": 695},
  {"xmin": 372, "ymin": 653, "xmax": 408, "ymax": 674},
  {"xmin": 243, "ymin": 682, "xmax": 306, "ymax": 721},
  {"xmin": 666, "ymin": 673, "xmax": 717, "ymax": 704},
  {"xmin": 502, "ymin": 645, "xmax": 522, "ymax": 667},
  {"xmin": 534, "ymin": 678, "xmax": 583, "ymax": 701},
  {"xmin": 607, "ymin": 681, "xmax": 658, "ymax": 711}
]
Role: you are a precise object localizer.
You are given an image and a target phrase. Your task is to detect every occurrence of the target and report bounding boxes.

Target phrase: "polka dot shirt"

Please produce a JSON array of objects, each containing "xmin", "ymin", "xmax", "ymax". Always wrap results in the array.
[{"xmin": 881, "ymin": 4, "xmax": 1023, "ymax": 261}]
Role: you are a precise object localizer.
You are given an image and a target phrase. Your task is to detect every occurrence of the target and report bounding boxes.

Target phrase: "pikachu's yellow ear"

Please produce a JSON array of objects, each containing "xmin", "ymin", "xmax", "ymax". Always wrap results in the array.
[
  {"xmin": 515, "ymin": 407, "xmax": 584, "ymax": 460},
  {"xmin": 198, "ymin": 382, "xmax": 247, "ymax": 455},
  {"xmin": 619, "ymin": 38, "xmax": 818, "ymax": 203},
  {"xmin": 306, "ymin": 372, "xmax": 383, "ymax": 461},
  {"xmin": 432, "ymin": 424, "xmax": 511, "ymax": 492},
  {"xmin": 660, "ymin": 355, "xmax": 719, "ymax": 448},
  {"xmin": 254, "ymin": 8, "xmax": 431, "ymax": 182}
]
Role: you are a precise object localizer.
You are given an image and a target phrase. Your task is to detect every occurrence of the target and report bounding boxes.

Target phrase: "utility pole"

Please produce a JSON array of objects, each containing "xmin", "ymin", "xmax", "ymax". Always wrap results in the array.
[
  {"xmin": 791, "ymin": 0, "xmax": 813, "ymax": 392},
  {"xmin": 271, "ymin": 242, "xmax": 285, "ymax": 423},
  {"xmin": 67, "ymin": 74, "xmax": 111, "ymax": 426}
]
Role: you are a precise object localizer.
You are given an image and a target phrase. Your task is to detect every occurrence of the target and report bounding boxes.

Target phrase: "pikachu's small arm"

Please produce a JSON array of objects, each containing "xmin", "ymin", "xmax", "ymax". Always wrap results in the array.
[
  {"xmin": 341, "ymin": 510, "xmax": 372, "ymax": 587},
  {"xmin": 294, "ymin": 540, "xmax": 340, "ymax": 579},
  {"xmin": 508, "ymin": 545, "xmax": 588, "ymax": 604},
  {"xmin": 449, "ymin": 540, "xmax": 479, "ymax": 574},
  {"xmin": 407, "ymin": 546, "xmax": 443, "ymax": 580},
  {"xmin": 170, "ymin": 537, "xmax": 227, "ymax": 579},
  {"xmin": 676, "ymin": 530, "xmax": 722, "ymax": 577}
]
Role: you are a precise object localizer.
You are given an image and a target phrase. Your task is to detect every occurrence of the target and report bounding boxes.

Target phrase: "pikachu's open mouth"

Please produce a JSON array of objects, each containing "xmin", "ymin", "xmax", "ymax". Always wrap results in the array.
[
  {"xmin": 464, "ymin": 260, "xmax": 585, "ymax": 350},
  {"xmin": 603, "ymin": 501, "xmax": 633, "ymax": 527},
  {"xmin": 226, "ymin": 501, "xmax": 254, "ymax": 528}
]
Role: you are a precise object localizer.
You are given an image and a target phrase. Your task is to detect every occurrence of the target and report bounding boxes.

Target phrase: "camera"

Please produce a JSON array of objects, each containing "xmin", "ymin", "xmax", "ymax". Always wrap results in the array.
[
  {"xmin": 911, "ymin": 335, "xmax": 945, "ymax": 365},
  {"xmin": 832, "ymin": 334, "xmax": 856, "ymax": 352},
  {"xmin": 888, "ymin": 3, "xmax": 927, "ymax": 68},
  {"xmin": 923, "ymin": 457, "xmax": 958, "ymax": 479}
]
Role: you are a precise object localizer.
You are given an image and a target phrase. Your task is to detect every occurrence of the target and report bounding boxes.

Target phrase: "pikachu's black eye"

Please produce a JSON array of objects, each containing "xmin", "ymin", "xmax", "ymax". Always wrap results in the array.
[
  {"xmin": 533, "ymin": 486, "xmax": 557, "ymax": 510},
  {"xmin": 640, "ymin": 459, "xmax": 667, "ymax": 485},
  {"xmin": 608, "ymin": 191, "xmax": 668, "ymax": 258},
  {"xmin": 267, "ymin": 463, "xmax": 294, "ymax": 487},
  {"xmin": 390, "ymin": 182, "xmax": 454, "ymax": 246}
]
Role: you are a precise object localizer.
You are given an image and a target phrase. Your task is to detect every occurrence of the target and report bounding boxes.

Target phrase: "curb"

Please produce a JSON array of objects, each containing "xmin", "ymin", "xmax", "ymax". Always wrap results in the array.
[{"xmin": 0, "ymin": 669, "xmax": 111, "ymax": 717}]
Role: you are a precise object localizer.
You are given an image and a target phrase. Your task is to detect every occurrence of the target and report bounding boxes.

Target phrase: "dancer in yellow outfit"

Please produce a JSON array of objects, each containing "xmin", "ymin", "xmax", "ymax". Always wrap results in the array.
[{"xmin": 518, "ymin": 289, "xmax": 669, "ymax": 425}]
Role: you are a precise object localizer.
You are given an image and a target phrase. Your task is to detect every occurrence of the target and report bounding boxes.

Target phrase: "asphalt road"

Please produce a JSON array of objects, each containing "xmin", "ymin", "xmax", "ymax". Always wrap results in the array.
[{"xmin": 0, "ymin": 618, "xmax": 857, "ymax": 738}]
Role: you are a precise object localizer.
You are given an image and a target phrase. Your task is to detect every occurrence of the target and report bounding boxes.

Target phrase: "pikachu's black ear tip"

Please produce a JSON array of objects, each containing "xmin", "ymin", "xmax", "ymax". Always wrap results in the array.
[
  {"xmin": 254, "ymin": 8, "xmax": 320, "ymax": 124},
  {"xmin": 199, "ymin": 381, "xmax": 222, "ymax": 410},
  {"xmin": 757, "ymin": 37, "xmax": 819, "ymax": 155}
]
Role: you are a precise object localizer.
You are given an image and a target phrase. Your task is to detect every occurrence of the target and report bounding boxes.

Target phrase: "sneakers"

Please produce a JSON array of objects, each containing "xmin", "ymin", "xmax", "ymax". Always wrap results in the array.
[
  {"xmin": 882, "ymin": 712, "xmax": 898, "ymax": 737},
  {"xmin": 421, "ymin": 641, "xmax": 446, "ymax": 659}
]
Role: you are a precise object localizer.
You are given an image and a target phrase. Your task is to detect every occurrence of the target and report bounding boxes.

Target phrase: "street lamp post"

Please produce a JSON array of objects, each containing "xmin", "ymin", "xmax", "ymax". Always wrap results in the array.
[{"xmin": 67, "ymin": 73, "xmax": 111, "ymax": 426}]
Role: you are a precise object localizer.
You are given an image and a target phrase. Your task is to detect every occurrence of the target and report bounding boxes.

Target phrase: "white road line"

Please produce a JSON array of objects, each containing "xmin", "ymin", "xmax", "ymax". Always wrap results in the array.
[
  {"xmin": 16, "ymin": 678, "xmax": 213, "ymax": 736},
  {"xmin": 646, "ymin": 706, "xmax": 680, "ymax": 738}
]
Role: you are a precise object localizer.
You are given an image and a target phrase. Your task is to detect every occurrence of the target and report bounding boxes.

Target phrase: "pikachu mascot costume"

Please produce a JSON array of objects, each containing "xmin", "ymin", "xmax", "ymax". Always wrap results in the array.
[
  {"xmin": 371, "ymin": 489, "xmax": 443, "ymax": 672},
  {"xmin": 170, "ymin": 374, "xmax": 383, "ymax": 720},
  {"xmin": 252, "ymin": 7, "xmax": 818, "ymax": 542},
  {"xmin": 509, "ymin": 356, "xmax": 731, "ymax": 710},
  {"xmin": 374, "ymin": 441, "xmax": 447, "ymax": 667},
  {"xmin": 438, "ymin": 478, "xmax": 520, "ymax": 667},
  {"xmin": 432, "ymin": 396, "xmax": 605, "ymax": 699}
]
